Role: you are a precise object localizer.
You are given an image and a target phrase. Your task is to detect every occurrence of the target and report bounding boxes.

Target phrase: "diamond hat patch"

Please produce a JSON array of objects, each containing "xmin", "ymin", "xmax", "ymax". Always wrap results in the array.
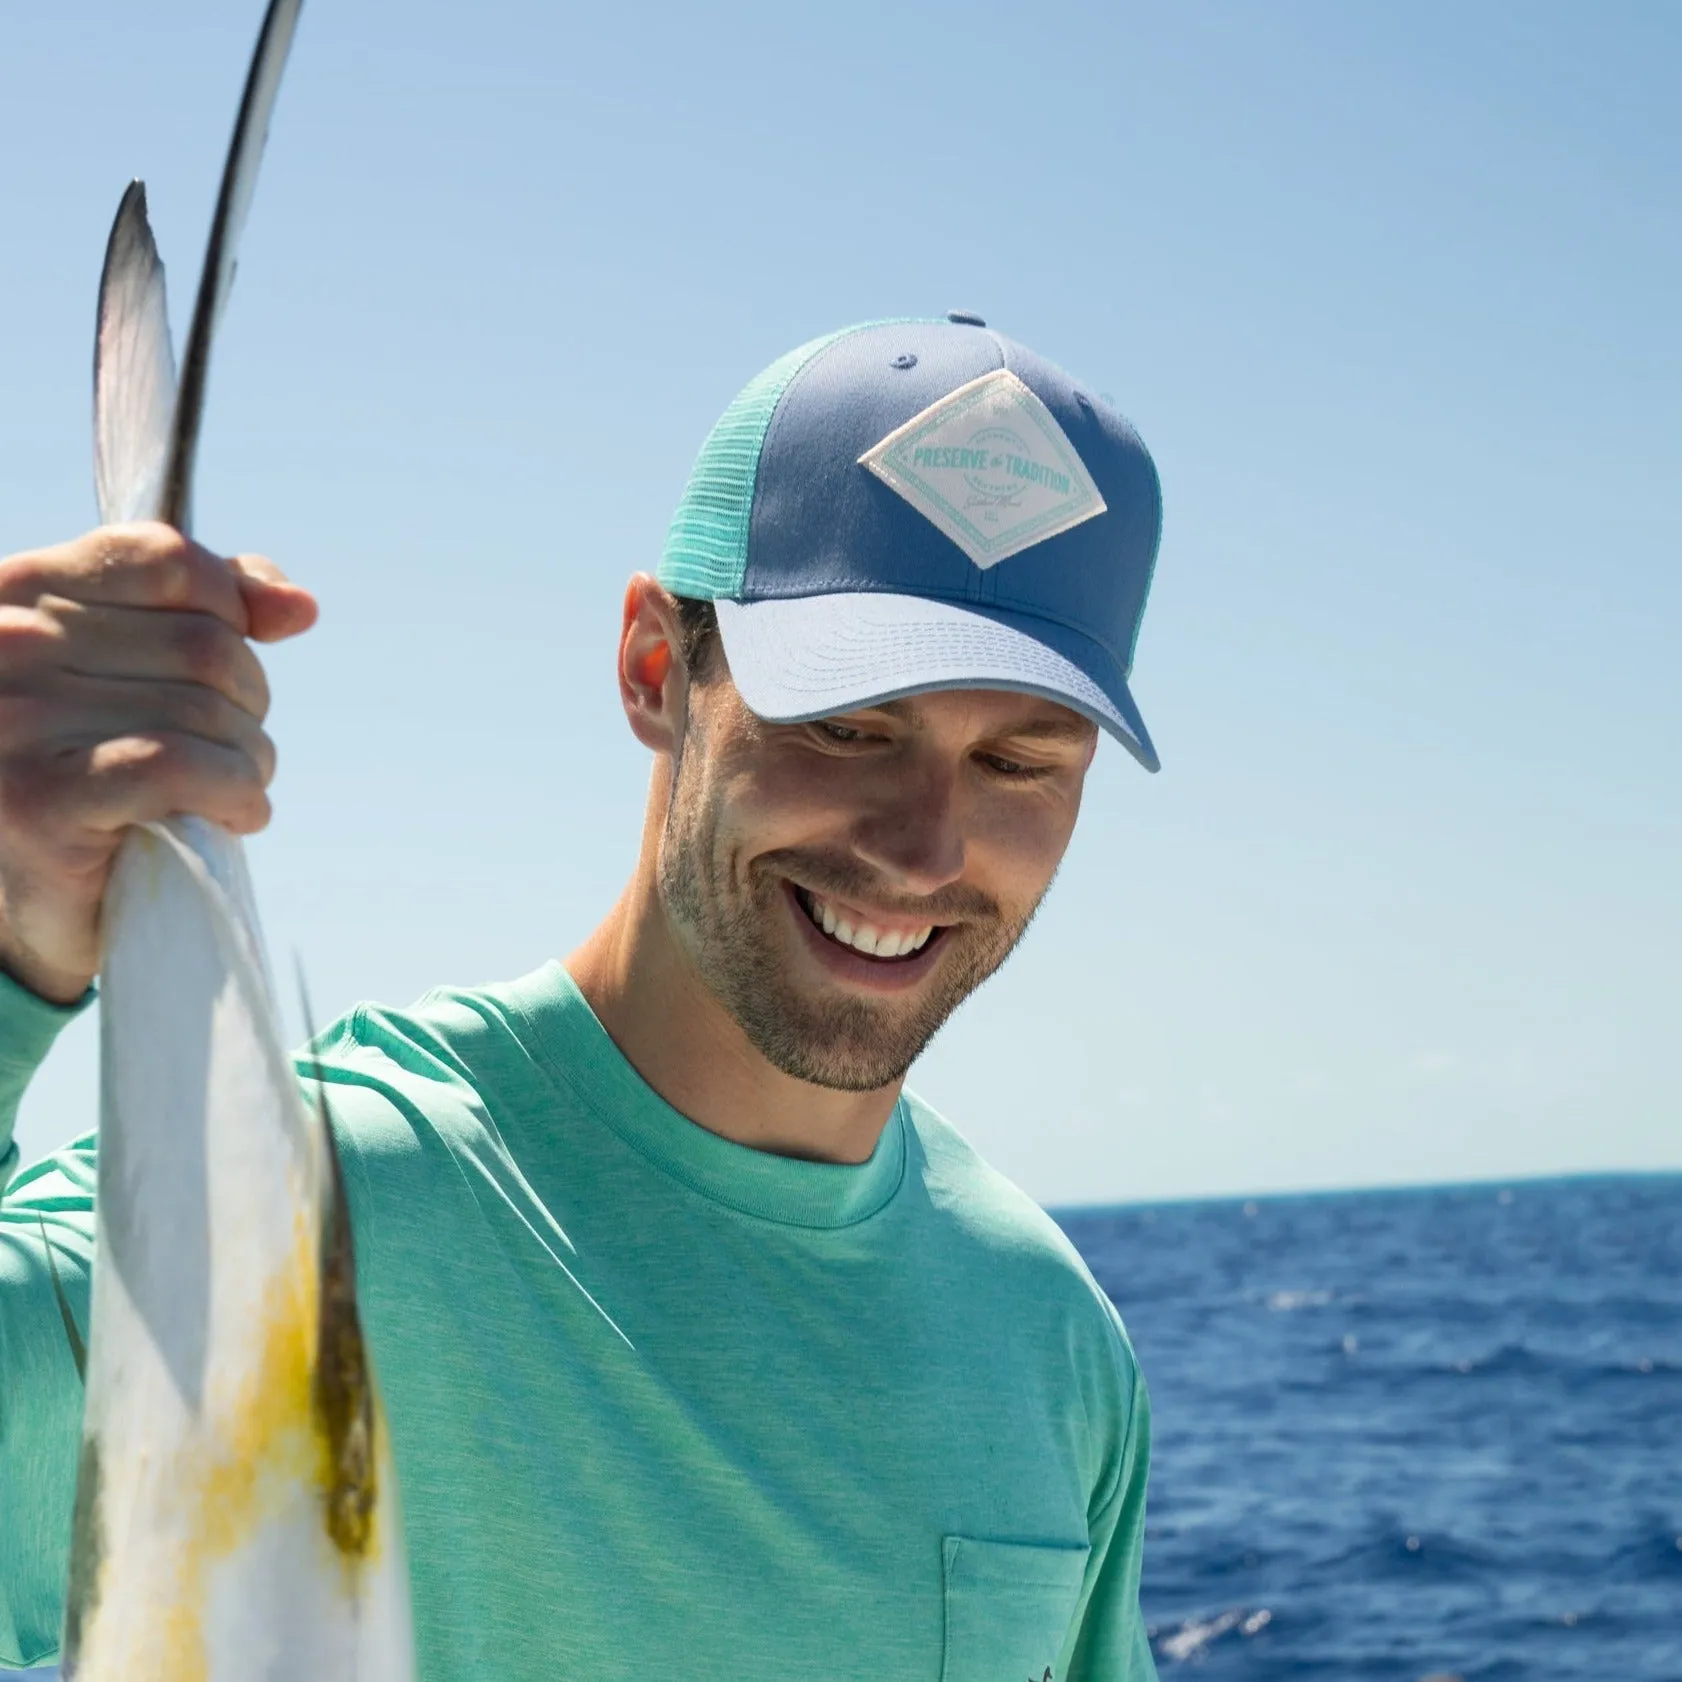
[{"xmin": 858, "ymin": 369, "xmax": 1106, "ymax": 569}]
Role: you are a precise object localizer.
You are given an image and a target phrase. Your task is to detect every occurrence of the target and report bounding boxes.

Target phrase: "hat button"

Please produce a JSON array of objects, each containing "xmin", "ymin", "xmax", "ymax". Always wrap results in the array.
[{"xmin": 946, "ymin": 309, "xmax": 986, "ymax": 327}]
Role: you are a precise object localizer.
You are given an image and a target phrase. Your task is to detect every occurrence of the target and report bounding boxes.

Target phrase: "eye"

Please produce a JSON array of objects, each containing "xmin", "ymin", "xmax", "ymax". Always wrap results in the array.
[
  {"xmin": 977, "ymin": 751, "xmax": 1048, "ymax": 779},
  {"xmin": 813, "ymin": 720, "xmax": 871, "ymax": 744}
]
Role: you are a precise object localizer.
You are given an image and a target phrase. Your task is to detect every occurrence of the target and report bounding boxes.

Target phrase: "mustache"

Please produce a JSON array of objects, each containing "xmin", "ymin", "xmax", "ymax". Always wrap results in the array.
[{"xmin": 752, "ymin": 847, "xmax": 1001, "ymax": 926}]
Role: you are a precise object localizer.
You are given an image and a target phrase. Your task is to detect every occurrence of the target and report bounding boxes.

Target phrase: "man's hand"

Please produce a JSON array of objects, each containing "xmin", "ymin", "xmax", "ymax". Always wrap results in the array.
[{"xmin": 0, "ymin": 523, "xmax": 316, "ymax": 1004}]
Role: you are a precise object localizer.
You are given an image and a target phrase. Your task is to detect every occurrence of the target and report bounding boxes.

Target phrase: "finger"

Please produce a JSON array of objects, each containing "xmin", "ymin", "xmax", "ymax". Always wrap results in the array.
[
  {"xmin": 0, "ymin": 524, "xmax": 250, "ymax": 632},
  {"xmin": 0, "ymin": 677, "xmax": 280, "ymax": 786},
  {"xmin": 229, "ymin": 552, "xmax": 318, "ymax": 645},
  {"xmin": 36, "ymin": 601, "xmax": 271, "ymax": 719},
  {"xmin": 38, "ymin": 733, "xmax": 274, "ymax": 838}
]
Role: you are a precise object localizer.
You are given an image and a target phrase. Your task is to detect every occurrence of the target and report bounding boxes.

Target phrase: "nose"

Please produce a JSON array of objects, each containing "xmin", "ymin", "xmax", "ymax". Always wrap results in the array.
[{"xmin": 849, "ymin": 764, "xmax": 967, "ymax": 897}]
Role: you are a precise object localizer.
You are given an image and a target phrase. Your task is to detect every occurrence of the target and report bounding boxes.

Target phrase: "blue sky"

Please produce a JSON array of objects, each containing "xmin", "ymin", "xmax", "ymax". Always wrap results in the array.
[{"xmin": 2, "ymin": 1, "xmax": 1677, "ymax": 1203}]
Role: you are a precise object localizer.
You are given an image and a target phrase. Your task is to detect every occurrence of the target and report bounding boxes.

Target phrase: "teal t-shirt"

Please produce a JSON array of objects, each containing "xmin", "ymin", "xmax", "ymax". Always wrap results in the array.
[{"xmin": 0, "ymin": 963, "xmax": 1156, "ymax": 1680}]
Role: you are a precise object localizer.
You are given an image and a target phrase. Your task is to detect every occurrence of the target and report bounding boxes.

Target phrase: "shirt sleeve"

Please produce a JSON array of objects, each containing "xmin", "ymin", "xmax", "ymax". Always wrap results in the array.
[
  {"xmin": 0, "ymin": 969, "xmax": 97, "ymax": 1668},
  {"xmin": 1058, "ymin": 1364, "xmax": 1160, "ymax": 1682}
]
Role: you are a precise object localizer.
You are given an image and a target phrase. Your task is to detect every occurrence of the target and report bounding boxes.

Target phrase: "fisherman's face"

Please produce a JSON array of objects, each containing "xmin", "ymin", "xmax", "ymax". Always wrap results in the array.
[{"xmin": 658, "ymin": 675, "xmax": 1097, "ymax": 1092}]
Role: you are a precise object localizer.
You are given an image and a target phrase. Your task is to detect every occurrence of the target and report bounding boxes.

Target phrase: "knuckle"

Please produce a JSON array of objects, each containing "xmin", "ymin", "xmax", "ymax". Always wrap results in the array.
[
  {"xmin": 0, "ymin": 604, "xmax": 57, "ymax": 666},
  {"xmin": 143, "ymin": 730, "xmax": 191, "ymax": 774},
  {"xmin": 176, "ymin": 614, "xmax": 237, "ymax": 689},
  {"xmin": 121, "ymin": 520, "xmax": 189, "ymax": 562},
  {"xmin": 180, "ymin": 686, "xmax": 263, "ymax": 761},
  {"xmin": 0, "ymin": 553, "xmax": 52, "ymax": 607},
  {"xmin": 153, "ymin": 551, "xmax": 194, "ymax": 607},
  {"xmin": 240, "ymin": 651, "xmax": 272, "ymax": 720},
  {"xmin": 170, "ymin": 683, "xmax": 224, "ymax": 742},
  {"xmin": 101, "ymin": 522, "xmax": 192, "ymax": 601},
  {"xmin": 151, "ymin": 727, "xmax": 247, "ymax": 787},
  {"xmin": 160, "ymin": 732, "xmax": 270, "ymax": 831}
]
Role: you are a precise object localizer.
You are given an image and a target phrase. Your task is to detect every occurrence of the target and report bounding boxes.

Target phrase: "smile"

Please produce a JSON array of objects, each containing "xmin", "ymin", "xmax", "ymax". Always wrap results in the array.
[{"xmin": 791, "ymin": 886, "xmax": 940, "ymax": 962}]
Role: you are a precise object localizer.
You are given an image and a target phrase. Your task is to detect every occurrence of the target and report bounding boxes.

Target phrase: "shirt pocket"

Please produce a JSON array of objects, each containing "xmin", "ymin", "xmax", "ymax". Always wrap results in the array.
[{"xmin": 940, "ymin": 1535, "xmax": 1091, "ymax": 1682}]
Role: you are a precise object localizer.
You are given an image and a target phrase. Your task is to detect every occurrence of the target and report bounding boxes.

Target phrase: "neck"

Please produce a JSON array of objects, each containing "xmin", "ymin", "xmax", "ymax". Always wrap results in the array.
[{"xmin": 565, "ymin": 859, "xmax": 902, "ymax": 1169}]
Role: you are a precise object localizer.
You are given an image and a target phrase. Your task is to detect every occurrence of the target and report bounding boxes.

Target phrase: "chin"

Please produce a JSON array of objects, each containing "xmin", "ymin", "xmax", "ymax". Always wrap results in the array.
[{"xmin": 725, "ymin": 968, "xmax": 941, "ymax": 1093}]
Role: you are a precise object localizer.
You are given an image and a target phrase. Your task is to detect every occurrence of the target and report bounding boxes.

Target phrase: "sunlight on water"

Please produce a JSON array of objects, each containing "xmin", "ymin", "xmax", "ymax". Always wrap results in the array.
[{"xmin": 1059, "ymin": 1175, "xmax": 1682, "ymax": 1681}]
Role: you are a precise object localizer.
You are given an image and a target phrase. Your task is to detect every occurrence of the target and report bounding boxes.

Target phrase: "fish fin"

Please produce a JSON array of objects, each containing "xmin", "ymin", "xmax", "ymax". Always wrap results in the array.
[
  {"xmin": 93, "ymin": 180, "xmax": 177, "ymax": 528},
  {"xmin": 295, "ymin": 958, "xmax": 381, "ymax": 1558},
  {"xmin": 160, "ymin": 0, "xmax": 305, "ymax": 531},
  {"xmin": 36, "ymin": 1210, "xmax": 88, "ymax": 1383},
  {"xmin": 292, "ymin": 956, "xmax": 335, "ymax": 1122},
  {"xmin": 60, "ymin": 1429, "xmax": 103, "ymax": 1675}
]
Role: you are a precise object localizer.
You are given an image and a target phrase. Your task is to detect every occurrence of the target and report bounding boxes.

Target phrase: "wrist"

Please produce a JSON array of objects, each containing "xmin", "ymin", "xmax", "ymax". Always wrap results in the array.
[{"xmin": 0, "ymin": 928, "xmax": 95, "ymax": 1007}]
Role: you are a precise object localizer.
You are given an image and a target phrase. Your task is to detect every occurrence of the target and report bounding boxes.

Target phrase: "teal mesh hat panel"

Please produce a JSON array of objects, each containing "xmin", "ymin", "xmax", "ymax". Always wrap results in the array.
[{"xmin": 658, "ymin": 327, "xmax": 861, "ymax": 599}]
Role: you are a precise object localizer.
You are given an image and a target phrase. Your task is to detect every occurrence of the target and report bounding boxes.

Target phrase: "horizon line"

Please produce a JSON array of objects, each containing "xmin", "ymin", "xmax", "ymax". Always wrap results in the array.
[{"xmin": 1047, "ymin": 1164, "xmax": 1682, "ymax": 1217}]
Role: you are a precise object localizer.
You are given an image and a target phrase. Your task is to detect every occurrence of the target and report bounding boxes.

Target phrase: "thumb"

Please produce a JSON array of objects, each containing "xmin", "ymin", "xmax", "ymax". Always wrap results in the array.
[{"xmin": 229, "ymin": 552, "xmax": 319, "ymax": 643}]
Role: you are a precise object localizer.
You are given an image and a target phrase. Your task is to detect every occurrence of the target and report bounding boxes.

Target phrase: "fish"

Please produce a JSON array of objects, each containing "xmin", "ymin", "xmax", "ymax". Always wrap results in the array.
[{"xmin": 64, "ymin": 3, "xmax": 416, "ymax": 1677}]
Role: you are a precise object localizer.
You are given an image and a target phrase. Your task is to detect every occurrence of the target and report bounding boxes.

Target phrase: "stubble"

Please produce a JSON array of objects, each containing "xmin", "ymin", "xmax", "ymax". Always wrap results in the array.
[{"xmin": 657, "ymin": 745, "xmax": 1041, "ymax": 1093}]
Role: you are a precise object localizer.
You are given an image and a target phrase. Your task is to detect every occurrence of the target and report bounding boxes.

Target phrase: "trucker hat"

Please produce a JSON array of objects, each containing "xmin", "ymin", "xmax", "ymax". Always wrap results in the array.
[{"xmin": 658, "ymin": 313, "xmax": 1164, "ymax": 772}]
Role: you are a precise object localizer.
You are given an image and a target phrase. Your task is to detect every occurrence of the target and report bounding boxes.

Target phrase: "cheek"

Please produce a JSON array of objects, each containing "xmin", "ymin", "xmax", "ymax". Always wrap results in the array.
[
  {"xmin": 714, "ymin": 747, "xmax": 867, "ymax": 856},
  {"xmin": 963, "ymin": 786, "xmax": 1082, "ymax": 903}
]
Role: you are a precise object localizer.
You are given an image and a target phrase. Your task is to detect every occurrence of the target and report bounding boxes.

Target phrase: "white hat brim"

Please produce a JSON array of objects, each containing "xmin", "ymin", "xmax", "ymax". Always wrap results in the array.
[{"xmin": 713, "ymin": 592, "xmax": 1159, "ymax": 773}]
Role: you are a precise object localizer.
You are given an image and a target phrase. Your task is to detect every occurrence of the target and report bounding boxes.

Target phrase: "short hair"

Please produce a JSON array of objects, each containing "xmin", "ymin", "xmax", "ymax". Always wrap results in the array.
[{"xmin": 671, "ymin": 594, "xmax": 722, "ymax": 681}]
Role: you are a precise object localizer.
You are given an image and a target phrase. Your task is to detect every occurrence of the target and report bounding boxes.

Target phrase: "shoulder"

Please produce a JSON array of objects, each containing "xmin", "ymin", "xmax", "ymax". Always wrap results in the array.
[
  {"xmin": 897, "ymin": 1087, "xmax": 1142, "ymax": 1381},
  {"xmin": 296, "ymin": 963, "xmax": 566, "ymax": 1165},
  {"xmin": 305, "ymin": 963, "xmax": 562, "ymax": 1085},
  {"xmin": 899, "ymin": 1086, "xmax": 1111, "ymax": 1285}
]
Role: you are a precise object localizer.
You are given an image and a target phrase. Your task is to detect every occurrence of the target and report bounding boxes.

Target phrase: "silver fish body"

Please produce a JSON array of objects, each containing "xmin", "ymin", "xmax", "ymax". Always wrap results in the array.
[{"xmin": 65, "ymin": 5, "xmax": 416, "ymax": 1678}]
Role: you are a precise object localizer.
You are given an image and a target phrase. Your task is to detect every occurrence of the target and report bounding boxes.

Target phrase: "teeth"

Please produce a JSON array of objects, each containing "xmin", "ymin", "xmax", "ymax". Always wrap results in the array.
[{"xmin": 803, "ymin": 892, "xmax": 936, "ymax": 960}]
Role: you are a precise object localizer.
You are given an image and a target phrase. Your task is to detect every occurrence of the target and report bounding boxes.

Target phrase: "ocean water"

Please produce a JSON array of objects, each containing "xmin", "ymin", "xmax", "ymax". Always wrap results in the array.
[{"xmin": 1057, "ymin": 1174, "xmax": 1682, "ymax": 1681}]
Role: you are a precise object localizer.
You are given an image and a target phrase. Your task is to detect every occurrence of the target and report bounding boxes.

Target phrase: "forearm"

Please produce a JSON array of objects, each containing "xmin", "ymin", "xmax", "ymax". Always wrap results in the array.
[
  {"xmin": 0, "ymin": 967, "xmax": 96, "ymax": 1668},
  {"xmin": 0, "ymin": 968, "xmax": 91, "ymax": 1184}
]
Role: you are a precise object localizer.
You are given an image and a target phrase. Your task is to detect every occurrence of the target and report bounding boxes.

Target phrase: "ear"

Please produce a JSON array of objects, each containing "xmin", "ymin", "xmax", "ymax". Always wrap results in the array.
[{"xmin": 618, "ymin": 573, "xmax": 689, "ymax": 755}]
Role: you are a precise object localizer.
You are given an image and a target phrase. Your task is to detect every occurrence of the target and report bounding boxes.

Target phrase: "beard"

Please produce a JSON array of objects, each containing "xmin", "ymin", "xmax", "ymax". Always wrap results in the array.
[{"xmin": 657, "ymin": 742, "xmax": 1044, "ymax": 1093}]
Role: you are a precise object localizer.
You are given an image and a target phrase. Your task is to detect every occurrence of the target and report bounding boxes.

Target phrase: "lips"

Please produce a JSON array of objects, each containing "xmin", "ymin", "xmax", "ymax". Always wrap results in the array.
[{"xmin": 791, "ymin": 885, "xmax": 943, "ymax": 963}]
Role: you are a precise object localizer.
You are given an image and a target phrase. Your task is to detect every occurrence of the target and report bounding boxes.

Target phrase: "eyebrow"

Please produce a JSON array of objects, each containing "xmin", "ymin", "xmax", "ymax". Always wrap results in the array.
[
  {"xmin": 870, "ymin": 699, "xmax": 928, "ymax": 727},
  {"xmin": 993, "ymin": 715, "xmax": 1098, "ymax": 745}
]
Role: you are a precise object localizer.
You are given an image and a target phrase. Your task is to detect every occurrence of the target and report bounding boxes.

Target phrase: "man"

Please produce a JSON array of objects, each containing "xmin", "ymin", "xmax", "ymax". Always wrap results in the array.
[{"xmin": 0, "ymin": 313, "xmax": 1164, "ymax": 1679}]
